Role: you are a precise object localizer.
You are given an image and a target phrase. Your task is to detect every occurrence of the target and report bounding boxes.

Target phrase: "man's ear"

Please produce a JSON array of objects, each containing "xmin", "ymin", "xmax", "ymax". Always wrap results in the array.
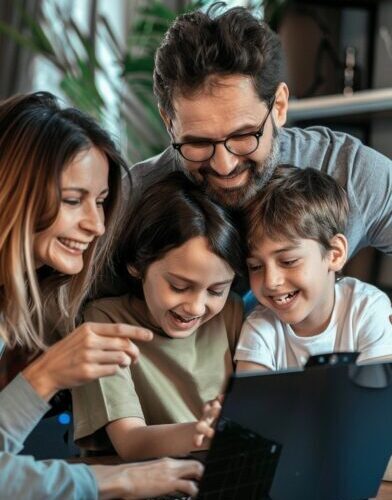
[
  {"xmin": 127, "ymin": 264, "xmax": 140, "ymax": 279},
  {"xmin": 159, "ymin": 106, "xmax": 171, "ymax": 131},
  {"xmin": 327, "ymin": 234, "xmax": 348, "ymax": 272},
  {"xmin": 274, "ymin": 82, "xmax": 289, "ymax": 127}
]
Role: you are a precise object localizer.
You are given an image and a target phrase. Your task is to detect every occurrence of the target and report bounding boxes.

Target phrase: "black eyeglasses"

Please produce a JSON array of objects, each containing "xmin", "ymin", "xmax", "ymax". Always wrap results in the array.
[{"xmin": 171, "ymin": 97, "xmax": 275, "ymax": 163}]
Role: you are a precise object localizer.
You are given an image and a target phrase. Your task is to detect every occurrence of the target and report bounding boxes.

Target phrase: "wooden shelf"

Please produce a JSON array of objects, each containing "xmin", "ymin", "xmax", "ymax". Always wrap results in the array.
[{"xmin": 287, "ymin": 88, "xmax": 392, "ymax": 121}]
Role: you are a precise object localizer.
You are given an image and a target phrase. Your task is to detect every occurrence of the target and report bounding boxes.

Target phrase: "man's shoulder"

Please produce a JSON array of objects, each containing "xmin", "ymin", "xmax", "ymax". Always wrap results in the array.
[
  {"xmin": 279, "ymin": 125, "xmax": 389, "ymax": 178},
  {"xmin": 281, "ymin": 125, "xmax": 359, "ymax": 141},
  {"xmin": 280, "ymin": 126, "xmax": 362, "ymax": 155},
  {"xmin": 130, "ymin": 147, "xmax": 178, "ymax": 186}
]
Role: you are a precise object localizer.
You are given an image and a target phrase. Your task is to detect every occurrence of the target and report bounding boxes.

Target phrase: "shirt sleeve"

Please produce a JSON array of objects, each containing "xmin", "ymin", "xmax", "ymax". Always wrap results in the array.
[
  {"xmin": 234, "ymin": 311, "xmax": 278, "ymax": 370},
  {"xmin": 72, "ymin": 303, "xmax": 144, "ymax": 451},
  {"xmin": 0, "ymin": 374, "xmax": 98, "ymax": 499},
  {"xmin": 347, "ymin": 143, "xmax": 392, "ymax": 255},
  {"xmin": 0, "ymin": 373, "xmax": 50, "ymax": 453},
  {"xmin": 356, "ymin": 290, "xmax": 392, "ymax": 364},
  {"xmin": 0, "ymin": 452, "xmax": 97, "ymax": 500}
]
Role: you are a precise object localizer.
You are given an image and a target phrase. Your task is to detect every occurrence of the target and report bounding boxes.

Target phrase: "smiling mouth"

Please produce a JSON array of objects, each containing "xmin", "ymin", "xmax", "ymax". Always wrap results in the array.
[
  {"xmin": 58, "ymin": 237, "xmax": 89, "ymax": 252},
  {"xmin": 208, "ymin": 170, "xmax": 248, "ymax": 187},
  {"xmin": 270, "ymin": 290, "xmax": 299, "ymax": 305},
  {"xmin": 170, "ymin": 310, "xmax": 202, "ymax": 324}
]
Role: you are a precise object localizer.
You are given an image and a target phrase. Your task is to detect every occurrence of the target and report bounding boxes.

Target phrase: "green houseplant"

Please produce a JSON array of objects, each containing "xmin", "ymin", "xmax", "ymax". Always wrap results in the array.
[{"xmin": 0, "ymin": 0, "xmax": 203, "ymax": 164}]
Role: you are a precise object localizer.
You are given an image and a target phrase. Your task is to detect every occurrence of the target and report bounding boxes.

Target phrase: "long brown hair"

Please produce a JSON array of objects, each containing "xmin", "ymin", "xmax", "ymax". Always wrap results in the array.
[{"xmin": 0, "ymin": 92, "xmax": 127, "ymax": 350}]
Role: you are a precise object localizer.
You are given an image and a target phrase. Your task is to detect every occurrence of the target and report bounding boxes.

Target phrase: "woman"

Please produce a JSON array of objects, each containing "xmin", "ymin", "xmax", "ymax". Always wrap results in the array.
[{"xmin": 0, "ymin": 92, "xmax": 202, "ymax": 499}]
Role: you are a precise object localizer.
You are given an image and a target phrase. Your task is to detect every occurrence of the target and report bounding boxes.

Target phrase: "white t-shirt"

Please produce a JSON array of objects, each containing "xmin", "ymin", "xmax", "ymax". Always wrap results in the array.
[{"xmin": 235, "ymin": 277, "xmax": 392, "ymax": 370}]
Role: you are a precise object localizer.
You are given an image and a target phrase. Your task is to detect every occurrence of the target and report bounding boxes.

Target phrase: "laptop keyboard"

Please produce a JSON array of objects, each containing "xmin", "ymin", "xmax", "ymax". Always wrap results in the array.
[{"xmin": 196, "ymin": 417, "xmax": 281, "ymax": 499}]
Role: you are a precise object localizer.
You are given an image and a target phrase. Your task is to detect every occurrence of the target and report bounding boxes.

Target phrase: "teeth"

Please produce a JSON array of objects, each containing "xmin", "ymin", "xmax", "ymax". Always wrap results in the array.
[
  {"xmin": 58, "ymin": 238, "xmax": 89, "ymax": 251},
  {"xmin": 171, "ymin": 311, "xmax": 198, "ymax": 323},
  {"xmin": 272, "ymin": 291, "xmax": 297, "ymax": 304}
]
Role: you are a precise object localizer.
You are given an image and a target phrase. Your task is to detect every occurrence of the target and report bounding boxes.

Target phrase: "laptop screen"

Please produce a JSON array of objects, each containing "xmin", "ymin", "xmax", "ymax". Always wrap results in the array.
[{"xmin": 197, "ymin": 362, "xmax": 392, "ymax": 500}]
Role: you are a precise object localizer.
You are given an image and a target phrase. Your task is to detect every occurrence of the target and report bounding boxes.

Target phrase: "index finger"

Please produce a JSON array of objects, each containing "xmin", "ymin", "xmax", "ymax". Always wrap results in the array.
[{"xmin": 89, "ymin": 323, "xmax": 153, "ymax": 342}]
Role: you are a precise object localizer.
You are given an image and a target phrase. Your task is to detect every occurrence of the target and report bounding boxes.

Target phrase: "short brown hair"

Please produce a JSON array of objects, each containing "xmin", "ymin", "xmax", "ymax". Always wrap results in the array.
[
  {"xmin": 154, "ymin": 3, "xmax": 284, "ymax": 118},
  {"xmin": 244, "ymin": 165, "xmax": 349, "ymax": 254}
]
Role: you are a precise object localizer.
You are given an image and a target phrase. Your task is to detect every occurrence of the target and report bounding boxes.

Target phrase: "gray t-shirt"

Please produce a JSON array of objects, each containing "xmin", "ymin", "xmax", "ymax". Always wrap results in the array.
[
  {"xmin": 130, "ymin": 126, "xmax": 392, "ymax": 258},
  {"xmin": 0, "ymin": 340, "xmax": 97, "ymax": 499}
]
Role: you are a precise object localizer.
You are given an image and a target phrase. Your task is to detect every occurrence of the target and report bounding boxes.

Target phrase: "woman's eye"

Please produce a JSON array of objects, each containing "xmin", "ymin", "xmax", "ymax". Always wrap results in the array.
[
  {"xmin": 208, "ymin": 289, "xmax": 225, "ymax": 297},
  {"xmin": 96, "ymin": 198, "xmax": 107, "ymax": 207},
  {"xmin": 62, "ymin": 198, "xmax": 80, "ymax": 206}
]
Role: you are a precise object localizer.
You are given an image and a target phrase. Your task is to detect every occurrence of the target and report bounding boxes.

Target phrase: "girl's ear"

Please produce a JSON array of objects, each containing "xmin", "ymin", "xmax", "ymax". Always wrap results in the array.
[
  {"xmin": 127, "ymin": 264, "xmax": 140, "ymax": 278},
  {"xmin": 328, "ymin": 234, "xmax": 348, "ymax": 272}
]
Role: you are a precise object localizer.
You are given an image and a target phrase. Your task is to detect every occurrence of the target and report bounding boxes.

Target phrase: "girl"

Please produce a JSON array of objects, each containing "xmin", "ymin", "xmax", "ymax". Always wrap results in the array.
[
  {"xmin": 0, "ymin": 92, "xmax": 202, "ymax": 499},
  {"xmin": 72, "ymin": 171, "xmax": 245, "ymax": 461}
]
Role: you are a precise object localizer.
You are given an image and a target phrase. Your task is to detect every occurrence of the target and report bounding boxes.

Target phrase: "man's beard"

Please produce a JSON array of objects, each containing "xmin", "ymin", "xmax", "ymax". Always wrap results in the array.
[{"xmin": 178, "ymin": 130, "xmax": 280, "ymax": 209}]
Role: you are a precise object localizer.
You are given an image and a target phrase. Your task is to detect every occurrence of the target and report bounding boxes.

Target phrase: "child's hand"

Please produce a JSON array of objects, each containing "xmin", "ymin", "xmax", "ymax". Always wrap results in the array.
[{"xmin": 193, "ymin": 395, "xmax": 223, "ymax": 448}]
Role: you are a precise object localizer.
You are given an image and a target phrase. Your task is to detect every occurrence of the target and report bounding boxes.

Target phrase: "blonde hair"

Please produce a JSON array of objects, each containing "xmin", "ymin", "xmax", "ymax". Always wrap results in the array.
[{"xmin": 0, "ymin": 92, "xmax": 126, "ymax": 351}]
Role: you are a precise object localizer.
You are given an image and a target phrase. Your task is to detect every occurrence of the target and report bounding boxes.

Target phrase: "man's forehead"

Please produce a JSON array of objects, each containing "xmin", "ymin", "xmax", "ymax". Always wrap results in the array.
[
  {"xmin": 173, "ymin": 74, "xmax": 260, "ymax": 106},
  {"xmin": 171, "ymin": 75, "xmax": 267, "ymax": 138}
]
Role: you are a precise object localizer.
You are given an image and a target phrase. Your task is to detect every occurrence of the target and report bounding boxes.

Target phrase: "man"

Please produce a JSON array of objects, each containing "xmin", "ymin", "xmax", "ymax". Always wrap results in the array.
[{"xmin": 131, "ymin": 4, "xmax": 391, "ymax": 258}]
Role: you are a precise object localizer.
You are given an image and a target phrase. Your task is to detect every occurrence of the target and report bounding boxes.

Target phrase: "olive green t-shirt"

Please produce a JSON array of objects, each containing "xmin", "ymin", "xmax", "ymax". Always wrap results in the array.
[{"xmin": 72, "ymin": 293, "xmax": 243, "ymax": 451}]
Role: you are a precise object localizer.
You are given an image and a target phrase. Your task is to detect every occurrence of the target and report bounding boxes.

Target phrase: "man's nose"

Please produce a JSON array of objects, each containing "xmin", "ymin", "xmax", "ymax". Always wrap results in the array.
[{"xmin": 209, "ymin": 143, "xmax": 240, "ymax": 176}]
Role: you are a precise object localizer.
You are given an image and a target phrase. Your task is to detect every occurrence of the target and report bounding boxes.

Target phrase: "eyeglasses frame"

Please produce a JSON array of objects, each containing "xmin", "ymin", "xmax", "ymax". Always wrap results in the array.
[{"xmin": 171, "ymin": 96, "xmax": 276, "ymax": 163}]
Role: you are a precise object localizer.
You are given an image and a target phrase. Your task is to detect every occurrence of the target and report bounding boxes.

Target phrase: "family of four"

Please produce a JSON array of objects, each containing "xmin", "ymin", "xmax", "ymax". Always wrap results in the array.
[{"xmin": 0, "ymin": 4, "xmax": 391, "ymax": 499}]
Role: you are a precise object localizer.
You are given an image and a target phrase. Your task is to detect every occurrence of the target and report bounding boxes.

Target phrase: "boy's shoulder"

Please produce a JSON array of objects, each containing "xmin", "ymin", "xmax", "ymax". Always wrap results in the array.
[
  {"xmin": 336, "ymin": 276, "xmax": 390, "ymax": 305},
  {"xmin": 245, "ymin": 303, "xmax": 285, "ymax": 335},
  {"xmin": 335, "ymin": 277, "xmax": 391, "ymax": 322}
]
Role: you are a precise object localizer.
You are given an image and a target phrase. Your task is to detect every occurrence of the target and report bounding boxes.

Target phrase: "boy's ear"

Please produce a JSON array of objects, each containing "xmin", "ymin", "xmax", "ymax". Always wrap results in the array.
[
  {"xmin": 127, "ymin": 264, "xmax": 140, "ymax": 279},
  {"xmin": 327, "ymin": 234, "xmax": 348, "ymax": 272}
]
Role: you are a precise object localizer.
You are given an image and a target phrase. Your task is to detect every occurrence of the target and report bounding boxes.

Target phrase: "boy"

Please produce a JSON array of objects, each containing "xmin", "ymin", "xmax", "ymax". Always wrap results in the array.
[{"xmin": 235, "ymin": 165, "xmax": 392, "ymax": 372}]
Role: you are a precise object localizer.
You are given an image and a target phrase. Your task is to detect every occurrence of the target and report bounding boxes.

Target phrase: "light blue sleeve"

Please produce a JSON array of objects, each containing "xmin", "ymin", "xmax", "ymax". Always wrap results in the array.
[
  {"xmin": 0, "ymin": 452, "xmax": 98, "ymax": 500},
  {"xmin": 0, "ymin": 342, "xmax": 98, "ymax": 499},
  {"xmin": 0, "ymin": 373, "xmax": 51, "ymax": 452}
]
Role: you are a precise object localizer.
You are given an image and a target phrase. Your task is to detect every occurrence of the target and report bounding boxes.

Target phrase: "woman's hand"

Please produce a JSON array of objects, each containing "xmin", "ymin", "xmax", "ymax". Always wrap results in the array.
[
  {"xmin": 22, "ymin": 322, "xmax": 153, "ymax": 400},
  {"xmin": 193, "ymin": 395, "xmax": 223, "ymax": 448},
  {"xmin": 93, "ymin": 458, "xmax": 204, "ymax": 499}
]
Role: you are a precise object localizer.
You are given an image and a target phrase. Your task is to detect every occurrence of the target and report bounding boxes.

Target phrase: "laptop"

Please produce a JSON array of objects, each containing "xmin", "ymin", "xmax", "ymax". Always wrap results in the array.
[{"xmin": 196, "ymin": 357, "xmax": 392, "ymax": 500}]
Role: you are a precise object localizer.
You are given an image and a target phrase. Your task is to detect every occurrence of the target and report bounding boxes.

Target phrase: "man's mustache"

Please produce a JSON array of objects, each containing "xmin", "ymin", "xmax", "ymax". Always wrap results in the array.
[{"xmin": 199, "ymin": 162, "xmax": 255, "ymax": 179}]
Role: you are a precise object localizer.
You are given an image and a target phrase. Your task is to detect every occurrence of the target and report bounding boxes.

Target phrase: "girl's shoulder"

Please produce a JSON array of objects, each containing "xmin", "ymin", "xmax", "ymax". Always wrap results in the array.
[{"xmin": 83, "ymin": 293, "xmax": 140, "ymax": 325}]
